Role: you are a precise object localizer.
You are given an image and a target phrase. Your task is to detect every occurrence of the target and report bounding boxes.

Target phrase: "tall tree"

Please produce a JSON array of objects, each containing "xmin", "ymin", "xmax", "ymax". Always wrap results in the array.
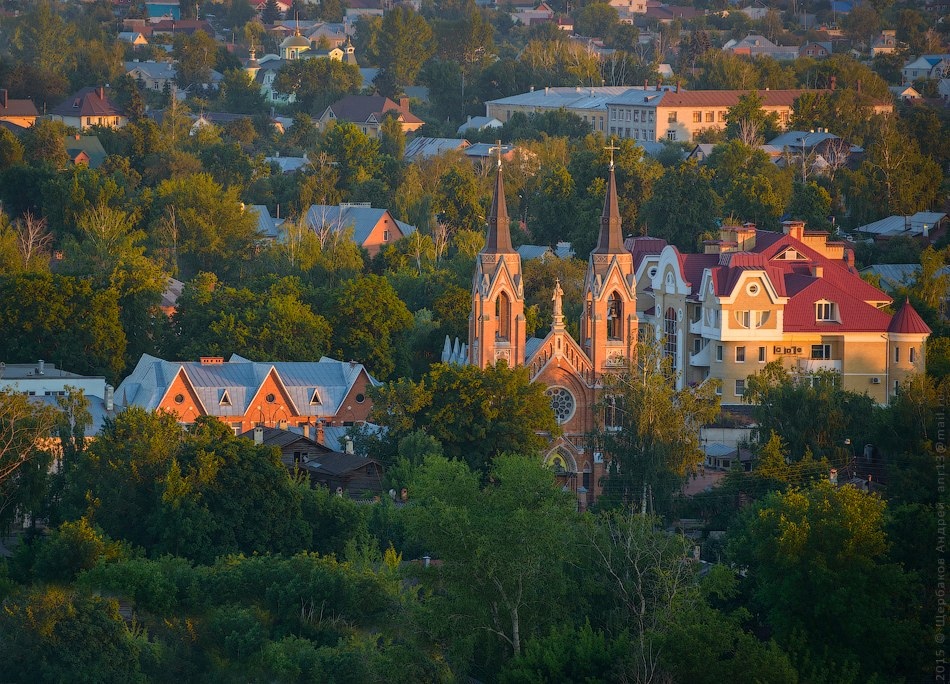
[
  {"xmin": 376, "ymin": 7, "xmax": 435, "ymax": 92},
  {"xmin": 640, "ymin": 159, "xmax": 721, "ymax": 251}
]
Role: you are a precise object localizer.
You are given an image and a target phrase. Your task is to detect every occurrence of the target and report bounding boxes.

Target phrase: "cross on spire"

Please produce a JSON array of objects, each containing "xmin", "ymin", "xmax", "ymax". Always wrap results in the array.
[
  {"xmin": 605, "ymin": 139, "xmax": 619, "ymax": 168},
  {"xmin": 489, "ymin": 139, "xmax": 504, "ymax": 168}
]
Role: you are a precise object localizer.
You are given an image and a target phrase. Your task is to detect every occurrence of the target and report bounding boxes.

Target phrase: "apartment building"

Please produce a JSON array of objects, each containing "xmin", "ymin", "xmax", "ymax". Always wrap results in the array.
[
  {"xmin": 606, "ymin": 88, "xmax": 822, "ymax": 142},
  {"xmin": 630, "ymin": 220, "xmax": 929, "ymax": 406},
  {"xmin": 484, "ymin": 86, "xmax": 636, "ymax": 134}
]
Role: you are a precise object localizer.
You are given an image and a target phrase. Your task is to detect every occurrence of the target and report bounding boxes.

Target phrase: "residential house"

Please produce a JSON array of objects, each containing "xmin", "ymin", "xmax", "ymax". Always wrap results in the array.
[
  {"xmin": 64, "ymin": 134, "xmax": 108, "ymax": 168},
  {"xmin": 125, "ymin": 60, "xmax": 177, "ymax": 93},
  {"xmin": 870, "ymin": 30, "xmax": 898, "ymax": 56},
  {"xmin": 299, "ymin": 450, "xmax": 384, "ymax": 497},
  {"xmin": 254, "ymin": 0, "xmax": 291, "ymax": 14},
  {"xmin": 517, "ymin": 242, "xmax": 575, "ymax": 261},
  {"xmin": 0, "ymin": 89, "xmax": 38, "ymax": 128},
  {"xmin": 345, "ymin": 0, "xmax": 384, "ymax": 19},
  {"xmin": 890, "ymin": 85, "xmax": 922, "ymax": 102},
  {"xmin": 722, "ymin": 35, "xmax": 800, "ymax": 61},
  {"xmin": 251, "ymin": 56, "xmax": 294, "ymax": 105},
  {"xmin": 799, "ymin": 41, "xmax": 832, "ymax": 59},
  {"xmin": 305, "ymin": 203, "xmax": 416, "ymax": 256},
  {"xmin": 608, "ymin": 0, "xmax": 646, "ymax": 13},
  {"xmin": 264, "ymin": 154, "xmax": 309, "ymax": 173},
  {"xmin": 118, "ymin": 31, "xmax": 149, "ymax": 46},
  {"xmin": 631, "ymin": 219, "xmax": 930, "ymax": 405},
  {"xmin": 318, "ymin": 95, "xmax": 424, "ymax": 138},
  {"xmin": 404, "ymin": 137, "xmax": 471, "ymax": 162},
  {"xmin": 855, "ymin": 212, "xmax": 947, "ymax": 242},
  {"xmin": 511, "ymin": 2, "xmax": 555, "ymax": 25},
  {"xmin": 115, "ymin": 354, "xmax": 380, "ymax": 434},
  {"xmin": 306, "ymin": 22, "xmax": 350, "ymax": 49},
  {"xmin": 939, "ymin": 78, "xmax": 950, "ymax": 104},
  {"xmin": 149, "ymin": 19, "xmax": 214, "ymax": 36},
  {"xmin": 49, "ymin": 86, "xmax": 128, "ymax": 130},
  {"xmin": 643, "ymin": 1, "xmax": 704, "ymax": 22},
  {"xmin": 457, "ymin": 115, "xmax": 502, "ymax": 136},
  {"xmin": 246, "ymin": 204, "xmax": 281, "ymax": 241},
  {"xmin": 241, "ymin": 425, "xmax": 334, "ymax": 468},
  {"xmin": 902, "ymin": 54, "xmax": 950, "ymax": 83},
  {"xmin": 145, "ymin": 0, "xmax": 180, "ymax": 21},
  {"xmin": 463, "ymin": 142, "xmax": 519, "ymax": 165}
]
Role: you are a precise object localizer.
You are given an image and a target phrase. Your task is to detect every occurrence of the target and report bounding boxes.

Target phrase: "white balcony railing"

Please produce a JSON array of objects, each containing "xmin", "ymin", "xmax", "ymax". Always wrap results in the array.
[
  {"xmin": 689, "ymin": 341, "xmax": 711, "ymax": 367},
  {"xmin": 798, "ymin": 358, "xmax": 842, "ymax": 373}
]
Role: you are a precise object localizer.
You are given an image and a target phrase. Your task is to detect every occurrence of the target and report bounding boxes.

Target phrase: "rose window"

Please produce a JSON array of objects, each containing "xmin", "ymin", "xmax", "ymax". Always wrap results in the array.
[{"xmin": 546, "ymin": 387, "xmax": 576, "ymax": 424}]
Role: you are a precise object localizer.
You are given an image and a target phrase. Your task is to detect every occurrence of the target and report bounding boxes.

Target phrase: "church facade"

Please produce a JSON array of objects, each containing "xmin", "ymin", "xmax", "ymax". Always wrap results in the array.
[{"xmin": 446, "ymin": 156, "xmax": 636, "ymax": 509}]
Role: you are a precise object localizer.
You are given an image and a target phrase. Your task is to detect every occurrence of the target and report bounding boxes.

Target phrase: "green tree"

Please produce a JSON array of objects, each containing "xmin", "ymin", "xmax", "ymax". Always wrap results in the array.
[
  {"xmin": 150, "ymin": 173, "xmax": 260, "ymax": 277},
  {"xmin": 22, "ymin": 119, "xmax": 69, "ymax": 169},
  {"xmin": 0, "ymin": 127, "xmax": 25, "ymax": 171},
  {"xmin": 574, "ymin": 2, "xmax": 619, "ymax": 39},
  {"xmin": 0, "ymin": 391, "xmax": 57, "ymax": 529},
  {"xmin": 218, "ymin": 68, "xmax": 266, "ymax": 114},
  {"xmin": 327, "ymin": 274, "xmax": 414, "ymax": 379},
  {"xmin": 0, "ymin": 587, "xmax": 149, "ymax": 683},
  {"xmin": 596, "ymin": 339, "xmax": 720, "ymax": 513},
  {"xmin": 173, "ymin": 30, "xmax": 219, "ymax": 89},
  {"xmin": 261, "ymin": 0, "xmax": 283, "ymax": 23},
  {"xmin": 724, "ymin": 91, "xmax": 780, "ymax": 145},
  {"xmin": 376, "ymin": 7, "xmax": 435, "ymax": 91},
  {"xmin": 321, "ymin": 121, "xmax": 382, "ymax": 190},
  {"xmin": 272, "ymin": 58, "xmax": 362, "ymax": 114},
  {"xmin": 436, "ymin": 165, "xmax": 483, "ymax": 232},
  {"xmin": 406, "ymin": 454, "xmax": 579, "ymax": 660},
  {"xmin": 640, "ymin": 159, "xmax": 721, "ymax": 251},
  {"xmin": 728, "ymin": 481, "xmax": 924, "ymax": 680},
  {"xmin": 787, "ymin": 180, "xmax": 831, "ymax": 231}
]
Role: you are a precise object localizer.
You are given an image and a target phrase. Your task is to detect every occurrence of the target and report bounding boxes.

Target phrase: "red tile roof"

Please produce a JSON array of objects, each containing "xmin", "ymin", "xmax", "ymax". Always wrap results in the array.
[
  {"xmin": 626, "ymin": 236, "xmax": 667, "ymax": 271},
  {"xmin": 324, "ymin": 95, "xmax": 423, "ymax": 125},
  {"xmin": 658, "ymin": 89, "xmax": 830, "ymax": 108},
  {"xmin": 888, "ymin": 300, "xmax": 931, "ymax": 334},
  {"xmin": 782, "ymin": 278, "xmax": 893, "ymax": 332},
  {"xmin": 50, "ymin": 87, "xmax": 125, "ymax": 118}
]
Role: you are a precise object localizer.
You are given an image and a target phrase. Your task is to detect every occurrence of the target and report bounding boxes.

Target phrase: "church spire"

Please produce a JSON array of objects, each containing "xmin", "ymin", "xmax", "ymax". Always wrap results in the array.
[
  {"xmin": 484, "ymin": 141, "xmax": 514, "ymax": 254},
  {"xmin": 593, "ymin": 142, "xmax": 624, "ymax": 254}
]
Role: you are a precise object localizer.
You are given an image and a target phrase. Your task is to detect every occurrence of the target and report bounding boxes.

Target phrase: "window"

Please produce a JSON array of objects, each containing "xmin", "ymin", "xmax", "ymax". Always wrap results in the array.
[
  {"xmin": 693, "ymin": 338, "xmax": 702, "ymax": 354},
  {"xmin": 546, "ymin": 387, "xmax": 576, "ymax": 424},
  {"xmin": 692, "ymin": 111, "xmax": 701, "ymax": 123},
  {"xmin": 735, "ymin": 379, "xmax": 745, "ymax": 396},
  {"xmin": 496, "ymin": 292, "xmax": 511, "ymax": 340},
  {"xmin": 383, "ymin": 230, "xmax": 390, "ymax": 241},
  {"xmin": 230, "ymin": 422, "xmax": 242, "ymax": 435},
  {"xmin": 735, "ymin": 310, "xmax": 751, "ymax": 328},
  {"xmin": 811, "ymin": 344, "xmax": 832, "ymax": 360},
  {"xmin": 758, "ymin": 346, "xmax": 766, "ymax": 362},
  {"xmin": 633, "ymin": 110, "xmax": 639, "ymax": 122},
  {"xmin": 894, "ymin": 346, "xmax": 900, "ymax": 363},
  {"xmin": 607, "ymin": 292, "xmax": 623, "ymax": 340},
  {"xmin": 293, "ymin": 451, "xmax": 303, "ymax": 465},
  {"xmin": 716, "ymin": 345, "xmax": 723, "ymax": 362},
  {"xmin": 265, "ymin": 393, "xmax": 276, "ymax": 403},
  {"xmin": 648, "ymin": 111, "xmax": 654, "ymax": 123},
  {"xmin": 816, "ymin": 301, "xmax": 837, "ymax": 321},
  {"xmin": 718, "ymin": 110, "xmax": 726, "ymax": 121},
  {"xmin": 667, "ymin": 130, "xmax": 677, "ymax": 141},
  {"xmin": 910, "ymin": 347, "xmax": 917, "ymax": 363},
  {"xmin": 663, "ymin": 308, "xmax": 678, "ymax": 369},
  {"xmin": 219, "ymin": 390, "xmax": 231, "ymax": 407},
  {"xmin": 715, "ymin": 384, "xmax": 722, "ymax": 396},
  {"xmin": 736, "ymin": 346, "xmax": 746, "ymax": 362},
  {"xmin": 746, "ymin": 282, "xmax": 760, "ymax": 296},
  {"xmin": 355, "ymin": 393, "xmax": 365, "ymax": 403},
  {"xmin": 309, "ymin": 388, "xmax": 321, "ymax": 405},
  {"xmin": 668, "ymin": 111, "xmax": 677, "ymax": 123},
  {"xmin": 705, "ymin": 111, "xmax": 714, "ymax": 122},
  {"xmin": 174, "ymin": 393, "xmax": 185, "ymax": 404}
]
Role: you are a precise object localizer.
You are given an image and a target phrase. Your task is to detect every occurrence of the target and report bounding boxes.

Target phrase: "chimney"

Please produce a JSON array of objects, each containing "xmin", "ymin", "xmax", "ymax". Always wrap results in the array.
[
  {"xmin": 199, "ymin": 356, "xmax": 224, "ymax": 364},
  {"xmin": 0, "ymin": 89, "xmax": 6, "ymax": 108},
  {"xmin": 302, "ymin": 423, "xmax": 310, "ymax": 440},
  {"xmin": 75, "ymin": 134, "xmax": 81, "ymax": 140},
  {"xmin": 38, "ymin": 359, "xmax": 45, "ymax": 375},
  {"xmin": 675, "ymin": 82, "xmax": 680, "ymax": 93},
  {"xmin": 782, "ymin": 219, "xmax": 805, "ymax": 241},
  {"xmin": 399, "ymin": 96, "xmax": 409, "ymax": 110},
  {"xmin": 254, "ymin": 426, "xmax": 264, "ymax": 445},
  {"xmin": 856, "ymin": 79, "xmax": 861, "ymax": 94},
  {"xmin": 643, "ymin": 79, "xmax": 648, "ymax": 89},
  {"xmin": 545, "ymin": 86, "xmax": 550, "ymax": 95},
  {"xmin": 105, "ymin": 384, "xmax": 114, "ymax": 411},
  {"xmin": 97, "ymin": 86, "xmax": 105, "ymax": 100},
  {"xmin": 344, "ymin": 436, "xmax": 354, "ymax": 454},
  {"xmin": 315, "ymin": 420, "xmax": 325, "ymax": 445},
  {"xmin": 529, "ymin": 85, "xmax": 534, "ymax": 92}
]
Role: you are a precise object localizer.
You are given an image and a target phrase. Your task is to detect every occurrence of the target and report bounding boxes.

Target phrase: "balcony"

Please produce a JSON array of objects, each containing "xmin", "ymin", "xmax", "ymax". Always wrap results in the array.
[
  {"xmin": 690, "ymin": 341, "xmax": 711, "ymax": 367},
  {"xmin": 798, "ymin": 358, "xmax": 842, "ymax": 373},
  {"xmin": 689, "ymin": 317, "xmax": 703, "ymax": 335}
]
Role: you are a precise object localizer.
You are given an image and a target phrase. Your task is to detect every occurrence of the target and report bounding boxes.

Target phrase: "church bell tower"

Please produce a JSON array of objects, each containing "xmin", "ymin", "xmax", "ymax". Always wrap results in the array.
[
  {"xmin": 581, "ymin": 149, "xmax": 638, "ymax": 373},
  {"xmin": 468, "ymin": 149, "xmax": 525, "ymax": 368}
]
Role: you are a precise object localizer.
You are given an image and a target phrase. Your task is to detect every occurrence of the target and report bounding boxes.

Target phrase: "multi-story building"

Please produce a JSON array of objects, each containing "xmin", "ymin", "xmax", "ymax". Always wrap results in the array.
[
  {"xmin": 631, "ymin": 220, "xmax": 930, "ymax": 406},
  {"xmin": 115, "ymin": 354, "xmax": 378, "ymax": 436},
  {"xmin": 606, "ymin": 87, "xmax": 892, "ymax": 143},
  {"xmin": 484, "ymin": 86, "xmax": 638, "ymax": 134}
]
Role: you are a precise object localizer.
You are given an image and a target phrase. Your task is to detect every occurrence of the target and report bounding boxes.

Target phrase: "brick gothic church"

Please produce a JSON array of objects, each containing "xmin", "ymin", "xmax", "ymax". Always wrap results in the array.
[{"xmin": 444, "ymin": 157, "xmax": 637, "ymax": 509}]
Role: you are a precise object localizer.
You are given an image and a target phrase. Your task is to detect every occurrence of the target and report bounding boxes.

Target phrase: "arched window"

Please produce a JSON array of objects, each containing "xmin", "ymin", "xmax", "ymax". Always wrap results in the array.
[
  {"xmin": 664, "ymin": 307, "xmax": 678, "ymax": 369},
  {"xmin": 606, "ymin": 292, "xmax": 623, "ymax": 340},
  {"xmin": 496, "ymin": 292, "xmax": 511, "ymax": 341}
]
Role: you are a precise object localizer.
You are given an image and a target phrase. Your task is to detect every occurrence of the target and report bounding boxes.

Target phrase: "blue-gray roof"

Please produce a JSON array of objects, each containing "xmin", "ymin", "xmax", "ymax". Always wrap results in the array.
[
  {"xmin": 304, "ymin": 204, "xmax": 416, "ymax": 245},
  {"xmin": 404, "ymin": 137, "xmax": 469, "ymax": 161},
  {"xmin": 486, "ymin": 86, "xmax": 630, "ymax": 112}
]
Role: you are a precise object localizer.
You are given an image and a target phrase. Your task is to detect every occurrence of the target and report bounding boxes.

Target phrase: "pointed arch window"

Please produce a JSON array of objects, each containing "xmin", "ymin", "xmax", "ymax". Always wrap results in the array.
[
  {"xmin": 496, "ymin": 292, "xmax": 511, "ymax": 341},
  {"xmin": 607, "ymin": 292, "xmax": 623, "ymax": 340}
]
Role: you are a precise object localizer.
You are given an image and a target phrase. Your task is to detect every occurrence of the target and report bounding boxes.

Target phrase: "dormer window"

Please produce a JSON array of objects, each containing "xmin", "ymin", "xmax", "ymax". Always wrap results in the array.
[
  {"xmin": 309, "ymin": 388, "xmax": 321, "ymax": 405},
  {"xmin": 816, "ymin": 301, "xmax": 837, "ymax": 322},
  {"xmin": 219, "ymin": 390, "xmax": 232, "ymax": 407}
]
